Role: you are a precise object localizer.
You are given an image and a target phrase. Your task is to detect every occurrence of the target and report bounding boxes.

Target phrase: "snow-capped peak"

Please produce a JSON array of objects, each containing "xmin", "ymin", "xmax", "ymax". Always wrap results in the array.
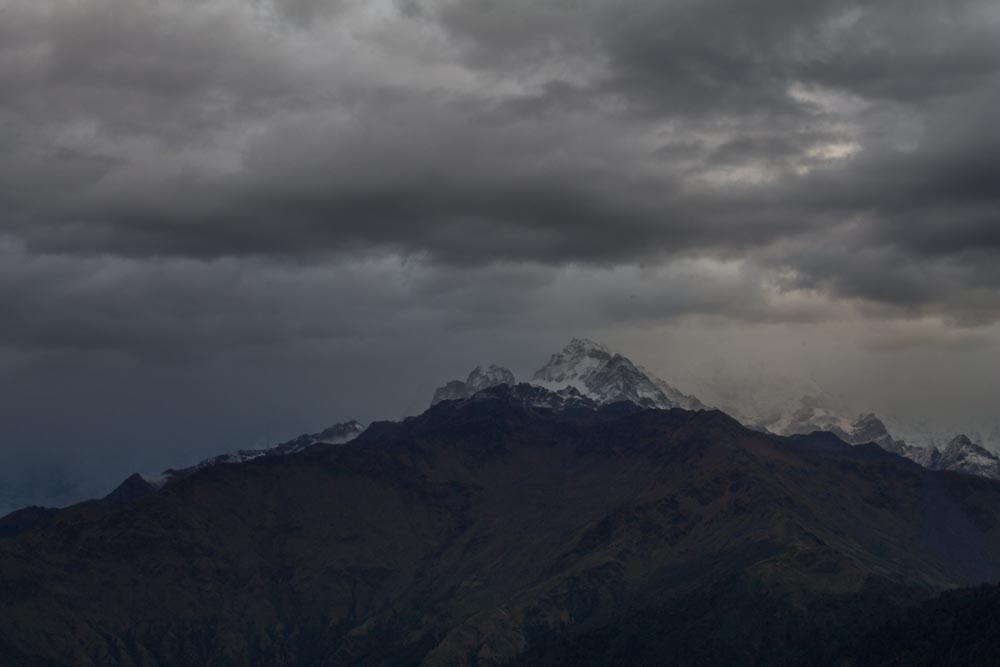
[
  {"xmin": 423, "ymin": 340, "xmax": 1000, "ymax": 482},
  {"xmin": 532, "ymin": 339, "xmax": 703, "ymax": 411},
  {"xmin": 566, "ymin": 337, "xmax": 611, "ymax": 355},
  {"xmin": 936, "ymin": 434, "xmax": 1000, "ymax": 479},
  {"xmin": 467, "ymin": 365, "xmax": 517, "ymax": 392},
  {"xmin": 431, "ymin": 364, "xmax": 517, "ymax": 406},
  {"xmin": 945, "ymin": 434, "xmax": 973, "ymax": 450},
  {"xmin": 427, "ymin": 339, "xmax": 702, "ymax": 412},
  {"xmin": 532, "ymin": 339, "xmax": 612, "ymax": 388}
]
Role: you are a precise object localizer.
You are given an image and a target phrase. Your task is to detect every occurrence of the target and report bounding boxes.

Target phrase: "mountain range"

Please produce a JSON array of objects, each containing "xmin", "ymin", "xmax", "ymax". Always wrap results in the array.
[
  {"xmin": 113, "ymin": 337, "xmax": 1000, "ymax": 502},
  {"xmin": 3, "ymin": 339, "xmax": 996, "ymax": 517},
  {"xmin": 4, "ymin": 381, "xmax": 1000, "ymax": 665},
  {"xmin": 431, "ymin": 338, "xmax": 1000, "ymax": 481},
  {"xmin": 3, "ymin": 338, "xmax": 1000, "ymax": 664}
]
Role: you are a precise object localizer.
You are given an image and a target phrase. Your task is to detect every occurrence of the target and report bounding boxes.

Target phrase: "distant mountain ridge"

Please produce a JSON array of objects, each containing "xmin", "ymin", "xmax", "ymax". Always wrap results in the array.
[
  {"xmin": 743, "ymin": 396, "xmax": 1000, "ymax": 481},
  {"xmin": 5, "ymin": 338, "xmax": 997, "ymax": 519},
  {"xmin": 430, "ymin": 338, "xmax": 1000, "ymax": 482},
  {"xmin": 115, "ymin": 420, "xmax": 368, "ymax": 496},
  {"xmin": 431, "ymin": 338, "xmax": 704, "ymax": 413}
]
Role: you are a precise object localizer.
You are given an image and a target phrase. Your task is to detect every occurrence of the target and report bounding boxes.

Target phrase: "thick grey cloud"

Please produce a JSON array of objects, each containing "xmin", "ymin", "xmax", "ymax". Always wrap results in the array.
[
  {"xmin": 3, "ymin": 1, "xmax": 998, "ymax": 284},
  {"xmin": 1, "ymin": 0, "xmax": 999, "ymax": 509}
]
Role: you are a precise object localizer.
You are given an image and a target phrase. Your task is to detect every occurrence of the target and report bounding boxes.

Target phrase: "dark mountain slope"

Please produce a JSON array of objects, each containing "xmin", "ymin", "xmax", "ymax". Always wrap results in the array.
[
  {"xmin": 847, "ymin": 583, "xmax": 1000, "ymax": 666},
  {"xmin": 2, "ymin": 385, "xmax": 1000, "ymax": 666},
  {"xmin": 0, "ymin": 505, "xmax": 58, "ymax": 539},
  {"xmin": 104, "ymin": 473, "xmax": 157, "ymax": 504}
]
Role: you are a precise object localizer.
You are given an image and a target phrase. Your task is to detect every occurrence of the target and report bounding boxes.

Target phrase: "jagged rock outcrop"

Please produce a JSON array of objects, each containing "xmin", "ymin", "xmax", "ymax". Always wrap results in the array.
[{"xmin": 935, "ymin": 434, "xmax": 1000, "ymax": 479}]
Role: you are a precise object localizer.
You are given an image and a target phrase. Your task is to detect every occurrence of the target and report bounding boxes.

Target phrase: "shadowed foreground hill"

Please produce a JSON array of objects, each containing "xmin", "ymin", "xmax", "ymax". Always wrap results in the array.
[
  {"xmin": 847, "ymin": 583, "xmax": 1000, "ymax": 667},
  {"xmin": 3, "ymin": 385, "xmax": 1000, "ymax": 666}
]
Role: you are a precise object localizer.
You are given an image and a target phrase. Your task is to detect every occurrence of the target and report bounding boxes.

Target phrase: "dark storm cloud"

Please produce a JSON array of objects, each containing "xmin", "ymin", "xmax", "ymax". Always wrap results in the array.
[
  {"xmin": 0, "ymin": 0, "xmax": 999, "ymax": 329},
  {"xmin": 428, "ymin": 0, "xmax": 1000, "ymax": 319},
  {"xmin": 0, "ymin": 237, "xmax": 795, "ymax": 364}
]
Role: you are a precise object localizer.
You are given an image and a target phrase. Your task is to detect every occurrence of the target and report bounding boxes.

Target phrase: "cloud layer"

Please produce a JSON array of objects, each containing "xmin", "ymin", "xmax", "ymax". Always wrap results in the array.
[{"xmin": 2, "ymin": 0, "xmax": 997, "ymax": 317}]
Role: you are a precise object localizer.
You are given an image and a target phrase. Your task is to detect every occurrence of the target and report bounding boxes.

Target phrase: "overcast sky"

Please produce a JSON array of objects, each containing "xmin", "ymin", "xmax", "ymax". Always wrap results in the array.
[{"xmin": 2, "ymin": 0, "xmax": 999, "ymax": 507}]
